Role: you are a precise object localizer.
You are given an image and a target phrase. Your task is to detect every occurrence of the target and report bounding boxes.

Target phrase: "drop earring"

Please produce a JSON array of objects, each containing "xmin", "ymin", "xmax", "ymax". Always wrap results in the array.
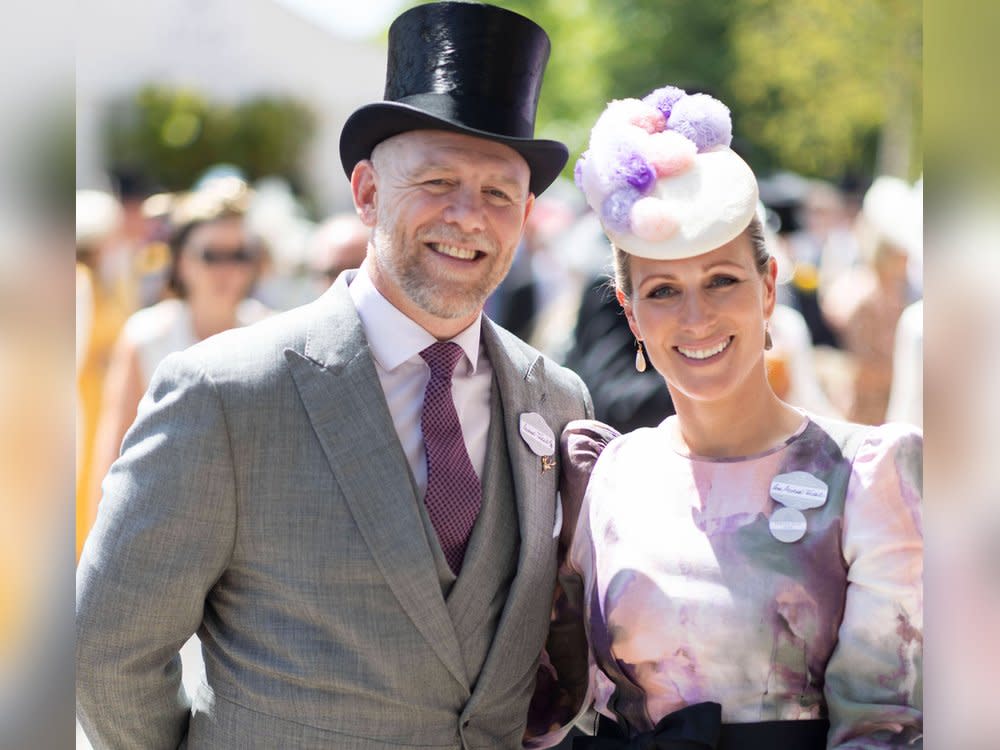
[
  {"xmin": 764, "ymin": 323, "xmax": 773, "ymax": 351},
  {"xmin": 635, "ymin": 340, "xmax": 647, "ymax": 372}
]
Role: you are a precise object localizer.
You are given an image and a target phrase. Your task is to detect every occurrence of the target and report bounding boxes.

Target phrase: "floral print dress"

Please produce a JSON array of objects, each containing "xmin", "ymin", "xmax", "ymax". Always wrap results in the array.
[{"xmin": 527, "ymin": 415, "xmax": 922, "ymax": 749}]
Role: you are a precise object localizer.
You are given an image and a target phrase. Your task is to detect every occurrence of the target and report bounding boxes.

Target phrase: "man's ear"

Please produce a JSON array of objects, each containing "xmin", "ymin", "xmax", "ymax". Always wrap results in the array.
[
  {"xmin": 522, "ymin": 193, "xmax": 535, "ymax": 229},
  {"xmin": 351, "ymin": 160, "xmax": 377, "ymax": 227},
  {"xmin": 615, "ymin": 288, "xmax": 643, "ymax": 341}
]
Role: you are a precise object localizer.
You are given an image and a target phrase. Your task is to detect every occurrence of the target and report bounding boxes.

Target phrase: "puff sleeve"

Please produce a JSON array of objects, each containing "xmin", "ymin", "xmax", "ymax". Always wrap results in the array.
[
  {"xmin": 524, "ymin": 419, "xmax": 620, "ymax": 748},
  {"xmin": 825, "ymin": 423, "xmax": 923, "ymax": 747}
]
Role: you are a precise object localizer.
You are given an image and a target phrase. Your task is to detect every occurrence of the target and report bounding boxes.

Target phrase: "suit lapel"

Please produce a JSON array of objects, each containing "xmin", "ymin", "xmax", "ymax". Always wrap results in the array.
[
  {"xmin": 283, "ymin": 275, "xmax": 469, "ymax": 691},
  {"xmin": 467, "ymin": 319, "xmax": 559, "ymax": 698}
]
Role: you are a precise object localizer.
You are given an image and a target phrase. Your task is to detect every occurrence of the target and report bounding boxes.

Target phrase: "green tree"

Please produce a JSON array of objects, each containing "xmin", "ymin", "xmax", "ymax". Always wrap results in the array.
[
  {"xmin": 103, "ymin": 86, "xmax": 316, "ymax": 194},
  {"xmin": 492, "ymin": 0, "xmax": 740, "ymax": 171},
  {"xmin": 226, "ymin": 97, "xmax": 317, "ymax": 184},
  {"xmin": 729, "ymin": 0, "xmax": 921, "ymax": 179},
  {"xmin": 403, "ymin": 0, "xmax": 920, "ymax": 182}
]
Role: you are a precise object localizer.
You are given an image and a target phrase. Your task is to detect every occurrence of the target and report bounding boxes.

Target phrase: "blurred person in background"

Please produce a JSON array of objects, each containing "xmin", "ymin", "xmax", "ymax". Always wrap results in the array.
[
  {"xmin": 306, "ymin": 210, "xmax": 370, "ymax": 295},
  {"xmin": 765, "ymin": 301, "xmax": 842, "ymax": 418},
  {"xmin": 486, "ymin": 180, "xmax": 581, "ymax": 349},
  {"xmin": 527, "ymin": 85, "xmax": 922, "ymax": 749},
  {"xmin": 88, "ymin": 181, "xmax": 270, "ymax": 525},
  {"xmin": 75, "ymin": 189, "xmax": 136, "ymax": 560},
  {"xmin": 245, "ymin": 175, "xmax": 320, "ymax": 310},
  {"xmin": 823, "ymin": 176, "xmax": 921, "ymax": 425},
  {"xmin": 111, "ymin": 168, "xmax": 166, "ymax": 307},
  {"xmin": 76, "ymin": 4, "xmax": 591, "ymax": 748},
  {"xmin": 761, "ymin": 209, "xmax": 842, "ymax": 418},
  {"xmin": 783, "ymin": 180, "xmax": 857, "ymax": 350}
]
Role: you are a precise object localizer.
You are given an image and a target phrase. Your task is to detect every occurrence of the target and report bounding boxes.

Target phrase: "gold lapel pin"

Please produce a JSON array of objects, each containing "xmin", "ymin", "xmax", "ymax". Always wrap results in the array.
[{"xmin": 541, "ymin": 455, "xmax": 556, "ymax": 472}]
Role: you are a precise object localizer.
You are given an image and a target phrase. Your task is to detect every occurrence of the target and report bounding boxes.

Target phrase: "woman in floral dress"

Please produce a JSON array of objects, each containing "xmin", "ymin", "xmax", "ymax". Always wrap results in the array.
[{"xmin": 526, "ymin": 86, "xmax": 922, "ymax": 749}]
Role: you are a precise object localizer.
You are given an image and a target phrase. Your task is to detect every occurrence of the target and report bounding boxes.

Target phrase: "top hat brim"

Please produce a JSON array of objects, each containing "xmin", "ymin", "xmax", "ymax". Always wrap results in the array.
[{"xmin": 339, "ymin": 101, "xmax": 569, "ymax": 197}]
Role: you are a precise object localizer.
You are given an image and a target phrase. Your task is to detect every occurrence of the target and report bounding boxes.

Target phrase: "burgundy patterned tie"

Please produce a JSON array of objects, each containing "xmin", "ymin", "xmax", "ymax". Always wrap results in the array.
[{"xmin": 419, "ymin": 342, "xmax": 483, "ymax": 574}]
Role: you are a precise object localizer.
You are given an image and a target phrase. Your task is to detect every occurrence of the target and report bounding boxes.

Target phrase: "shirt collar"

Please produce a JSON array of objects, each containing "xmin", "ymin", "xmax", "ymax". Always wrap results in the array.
[{"xmin": 348, "ymin": 262, "xmax": 482, "ymax": 374}]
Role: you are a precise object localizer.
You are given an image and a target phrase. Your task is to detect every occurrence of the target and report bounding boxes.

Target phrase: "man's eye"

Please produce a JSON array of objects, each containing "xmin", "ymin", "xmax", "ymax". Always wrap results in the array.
[{"xmin": 486, "ymin": 188, "xmax": 511, "ymax": 201}]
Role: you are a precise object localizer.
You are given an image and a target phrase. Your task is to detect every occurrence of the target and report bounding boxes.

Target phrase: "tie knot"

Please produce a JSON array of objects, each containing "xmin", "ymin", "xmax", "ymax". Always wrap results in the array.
[{"xmin": 420, "ymin": 341, "xmax": 464, "ymax": 381}]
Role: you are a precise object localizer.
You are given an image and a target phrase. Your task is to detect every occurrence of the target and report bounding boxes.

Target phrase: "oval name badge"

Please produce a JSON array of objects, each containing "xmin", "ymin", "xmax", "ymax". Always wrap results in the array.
[
  {"xmin": 769, "ymin": 471, "xmax": 828, "ymax": 511},
  {"xmin": 519, "ymin": 412, "xmax": 555, "ymax": 457},
  {"xmin": 769, "ymin": 506, "xmax": 807, "ymax": 543}
]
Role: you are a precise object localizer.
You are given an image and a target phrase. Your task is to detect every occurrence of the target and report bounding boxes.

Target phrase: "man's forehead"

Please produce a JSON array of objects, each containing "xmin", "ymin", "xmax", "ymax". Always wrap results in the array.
[{"xmin": 378, "ymin": 130, "xmax": 530, "ymax": 177}]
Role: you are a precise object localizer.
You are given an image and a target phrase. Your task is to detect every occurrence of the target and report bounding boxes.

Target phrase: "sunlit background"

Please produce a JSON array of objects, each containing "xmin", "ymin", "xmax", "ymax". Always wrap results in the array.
[{"xmin": 1, "ymin": 0, "xmax": 996, "ymax": 746}]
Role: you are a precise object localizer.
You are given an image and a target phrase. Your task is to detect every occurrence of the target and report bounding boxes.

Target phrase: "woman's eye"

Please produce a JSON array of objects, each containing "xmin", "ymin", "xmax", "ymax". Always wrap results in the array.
[
  {"xmin": 709, "ymin": 275, "xmax": 739, "ymax": 288},
  {"xmin": 648, "ymin": 285, "xmax": 677, "ymax": 299}
]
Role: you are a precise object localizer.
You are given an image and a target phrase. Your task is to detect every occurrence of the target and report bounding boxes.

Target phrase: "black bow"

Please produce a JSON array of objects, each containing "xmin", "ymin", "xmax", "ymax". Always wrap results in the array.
[{"xmin": 573, "ymin": 702, "xmax": 722, "ymax": 750}]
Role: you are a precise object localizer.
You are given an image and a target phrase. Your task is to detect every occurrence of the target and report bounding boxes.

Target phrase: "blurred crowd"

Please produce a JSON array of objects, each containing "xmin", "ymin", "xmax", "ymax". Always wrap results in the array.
[
  {"xmin": 75, "ymin": 169, "xmax": 370, "ymax": 559},
  {"xmin": 76, "ymin": 166, "xmax": 923, "ymax": 559}
]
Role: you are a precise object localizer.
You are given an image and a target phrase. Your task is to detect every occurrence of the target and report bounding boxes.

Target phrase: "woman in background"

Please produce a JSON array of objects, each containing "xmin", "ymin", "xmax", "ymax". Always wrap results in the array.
[
  {"xmin": 76, "ymin": 190, "xmax": 137, "ymax": 559},
  {"xmin": 89, "ymin": 182, "xmax": 269, "ymax": 514}
]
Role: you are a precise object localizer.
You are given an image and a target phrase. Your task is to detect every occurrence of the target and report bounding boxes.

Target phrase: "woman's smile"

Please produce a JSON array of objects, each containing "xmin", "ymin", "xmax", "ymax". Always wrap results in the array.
[{"xmin": 674, "ymin": 335, "xmax": 734, "ymax": 362}]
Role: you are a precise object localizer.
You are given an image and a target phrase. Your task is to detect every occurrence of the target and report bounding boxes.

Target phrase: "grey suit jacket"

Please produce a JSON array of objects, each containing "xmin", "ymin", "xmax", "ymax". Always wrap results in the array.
[{"xmin": 76, "ymin": 273, "xmax": 593, "ymax": 749}]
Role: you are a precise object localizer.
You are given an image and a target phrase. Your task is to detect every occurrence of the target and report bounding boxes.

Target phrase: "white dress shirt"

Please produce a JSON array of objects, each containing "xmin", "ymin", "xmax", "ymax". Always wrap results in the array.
[{"xmin": 348, "ymin": 264, "xmax": 493, "ymax": 498}]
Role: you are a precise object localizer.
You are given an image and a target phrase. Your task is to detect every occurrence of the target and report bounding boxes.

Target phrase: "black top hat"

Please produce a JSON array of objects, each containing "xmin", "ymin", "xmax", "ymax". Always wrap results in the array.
[{"xmin": 339, "ymin": 1, "xmax": 568, "ymax": 196}]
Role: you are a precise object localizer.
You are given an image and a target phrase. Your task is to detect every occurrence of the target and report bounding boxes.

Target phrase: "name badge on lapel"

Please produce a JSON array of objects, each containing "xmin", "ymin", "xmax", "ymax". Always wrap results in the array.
[{"xmin": 519, "ymin": 412, "xmax": 556, "ymax": 472}]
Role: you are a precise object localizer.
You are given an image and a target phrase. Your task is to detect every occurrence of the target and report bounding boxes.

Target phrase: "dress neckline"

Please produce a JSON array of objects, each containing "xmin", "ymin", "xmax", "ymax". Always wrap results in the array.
[{"xmin": 662, "ymin": 412, "xmax": 811, "ymax": 463}]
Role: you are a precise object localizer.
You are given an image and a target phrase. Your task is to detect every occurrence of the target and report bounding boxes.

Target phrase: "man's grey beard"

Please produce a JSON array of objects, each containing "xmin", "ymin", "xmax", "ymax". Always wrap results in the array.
[{"xmin": 372, "ymin": 225, "xmax": 505, "ymax": 320}]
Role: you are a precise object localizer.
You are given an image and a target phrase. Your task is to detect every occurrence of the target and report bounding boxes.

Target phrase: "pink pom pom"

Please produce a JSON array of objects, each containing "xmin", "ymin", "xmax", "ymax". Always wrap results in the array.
[
  {"xmin": 602, "ymin": 98, "xmax": 666, "ymax": 134},
  {"xmin": 630, "ymin": 198, "xmax": 678, "ymax": 241},
  {"xmin": 644, "ymin": 131, "xmax": 697, "ymax": 178}
]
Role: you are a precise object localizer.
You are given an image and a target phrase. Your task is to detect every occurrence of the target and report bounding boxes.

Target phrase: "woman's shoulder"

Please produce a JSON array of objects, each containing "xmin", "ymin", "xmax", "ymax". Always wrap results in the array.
[
  {"xmin": 850, "ymin": 420, "xmax": 922, "ymax": 490},
  {"xmin": 807, "ymin": 418, "xmax": 923, "ymax": 530},
  {"xmin": 804, "ymin": 413, "xmax": 921, "ymax": 458}
]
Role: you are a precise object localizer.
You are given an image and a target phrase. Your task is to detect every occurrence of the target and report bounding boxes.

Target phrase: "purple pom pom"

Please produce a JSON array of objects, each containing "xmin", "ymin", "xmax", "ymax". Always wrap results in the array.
[
  {"xmin": 574, "ymin": 152, "xmax": 588, "ymax": 191},
  {"xmin": 642, "ymin": 86, "xmax": 687, "ymax": 122},
  {"xmin": 614, "ymin": 152, "xmax": 656, "ymax": 193},
  {"xmin": 601, "ymin": 187, "xmax": 641, "ymax": 233},
  {"xmin": 666, "ymin": 93, "xmax": 732, "ymax": 152}
]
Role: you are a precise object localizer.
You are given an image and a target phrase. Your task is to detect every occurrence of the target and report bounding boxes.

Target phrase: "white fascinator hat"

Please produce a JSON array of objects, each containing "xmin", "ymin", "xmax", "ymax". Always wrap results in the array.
[{"xmin": 575, "ymin": 85, "xmax": 758, "ymax": 260}]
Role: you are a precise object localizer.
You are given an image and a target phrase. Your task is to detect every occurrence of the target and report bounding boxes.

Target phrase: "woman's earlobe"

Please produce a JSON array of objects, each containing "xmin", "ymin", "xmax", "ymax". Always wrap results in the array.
[
  {"xmin": 615, "ymin": 287, "xmax": 629, "ymax": 310},
  {"xmin": 617, "ymin": 293, "xmax": 644, "ymax": 341}
]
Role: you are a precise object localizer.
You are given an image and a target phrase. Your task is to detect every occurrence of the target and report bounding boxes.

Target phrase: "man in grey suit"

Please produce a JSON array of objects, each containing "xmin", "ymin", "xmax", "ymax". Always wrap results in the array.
[{"xmin": 76, "ymin": 3, "xmax": 593, "ymax": 748}]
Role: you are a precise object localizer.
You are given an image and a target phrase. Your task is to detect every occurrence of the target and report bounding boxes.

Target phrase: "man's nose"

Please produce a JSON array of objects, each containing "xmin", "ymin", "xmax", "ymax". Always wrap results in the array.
[{"xmin": 442, "ymin": 186, "xmax": 487, "ymax": 232}]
